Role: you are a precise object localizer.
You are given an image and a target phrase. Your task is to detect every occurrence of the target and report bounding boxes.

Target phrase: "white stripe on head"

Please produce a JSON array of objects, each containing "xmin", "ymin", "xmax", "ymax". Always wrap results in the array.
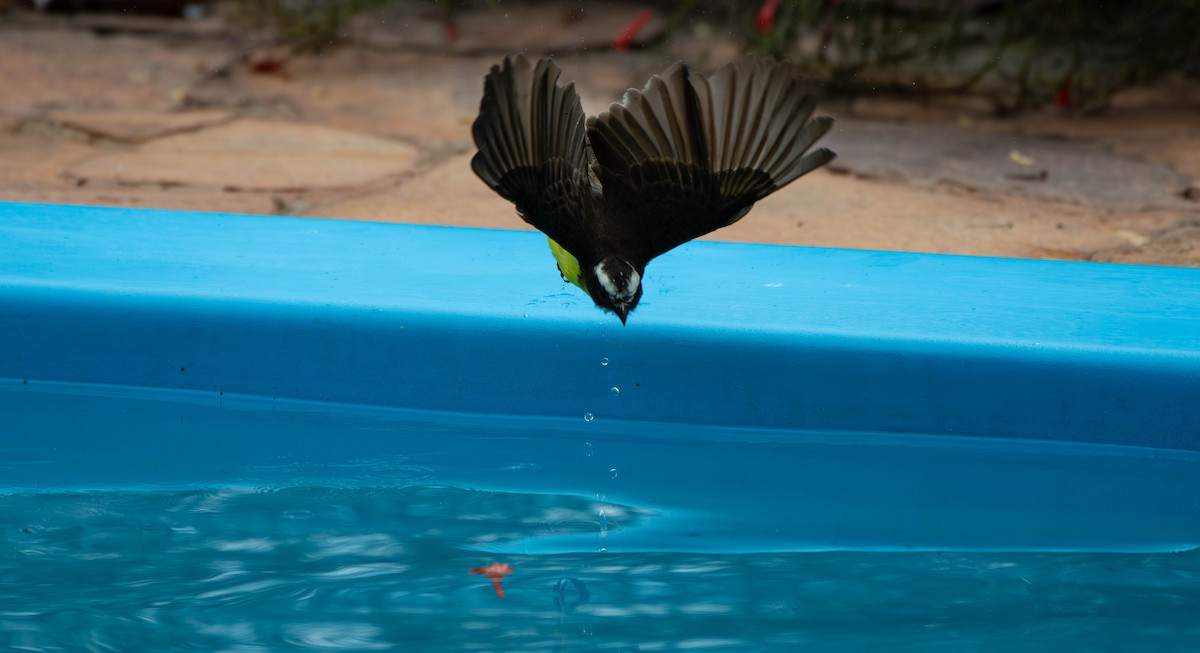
[
  {"xmin": 594, "ymin": 262, "xmax": 620, "ymax": 297},
  {"xmin": 627, "ymin": 267, "xmax": 641, "ymax": 297},
  {"xmin": 594, "ymin": 260, "xmax": 640, "ymax": 301}
]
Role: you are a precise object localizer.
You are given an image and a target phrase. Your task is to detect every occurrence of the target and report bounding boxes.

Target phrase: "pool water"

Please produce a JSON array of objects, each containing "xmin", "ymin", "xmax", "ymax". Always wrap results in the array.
[
  {"xmin": 4, "ymin": 487, "xmax": 1200, "ymax": 652},
  {"xmin": 3, "ymin": 381, "xmax": 1200, "ymax": 650}
]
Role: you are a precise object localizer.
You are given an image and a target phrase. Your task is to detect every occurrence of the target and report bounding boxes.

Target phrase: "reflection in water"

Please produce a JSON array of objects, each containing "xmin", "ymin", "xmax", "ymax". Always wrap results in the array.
[
  {"xmin": 555, "ymin": 577, "xmax": 591, "ymax": 616},
  {"xmin": 468, "ymin": 562, "xmax": 514, "ymax": 598},
  {"xmin": 2, "ymin": 486, "xmax": 1200, "ymax": 651}
]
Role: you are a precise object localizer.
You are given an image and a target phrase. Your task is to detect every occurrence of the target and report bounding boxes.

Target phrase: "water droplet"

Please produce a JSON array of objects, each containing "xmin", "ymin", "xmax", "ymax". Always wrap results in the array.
[
  {"xmin": 583, "ymin": 412, "xmax": 594, "ymax": 423},
  {"xmin": 609, "ymin": 468, "xmax": 618, "ymax": 479},
  {"xmin": 600, "ymin": 357, "xmax": 609, "ymax": 367},
  {"xmin": 598, "ymin": 547, "xmax": 608, "ymax": 554},
  {"xmin": 598, "ymin": 509, "xmax": 608, "ymax": 540},
  {"xmin": 584, "ymin": 441, "xmax": 593, "ymax": 457},
  {"xmin": 610, "ymin": 386, "xmax": 620, "ymax": 397}
]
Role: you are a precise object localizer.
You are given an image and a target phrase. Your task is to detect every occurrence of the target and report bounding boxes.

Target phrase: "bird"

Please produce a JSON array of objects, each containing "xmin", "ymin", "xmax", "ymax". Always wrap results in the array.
[{"xmin": 470, "ymin": 54, "xmax": 835, "ymax": 324}]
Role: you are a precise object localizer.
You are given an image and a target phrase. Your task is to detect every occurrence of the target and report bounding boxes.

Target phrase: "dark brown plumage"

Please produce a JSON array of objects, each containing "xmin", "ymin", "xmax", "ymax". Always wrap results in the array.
[{"xmin": 471, "ymin": 55, "xmax": 835, "ymax": 323}]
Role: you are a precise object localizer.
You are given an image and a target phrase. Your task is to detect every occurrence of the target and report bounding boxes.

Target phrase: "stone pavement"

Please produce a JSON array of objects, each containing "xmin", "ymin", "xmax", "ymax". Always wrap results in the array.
[{"xmin": 1, "ymin": 4, "xmax": 1197, "ymax": 266}]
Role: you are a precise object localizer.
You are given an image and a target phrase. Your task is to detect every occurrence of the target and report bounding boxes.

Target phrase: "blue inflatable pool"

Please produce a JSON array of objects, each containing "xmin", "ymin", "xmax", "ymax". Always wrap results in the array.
[{"xmin": 2, "ymin": 201, "xmax": 1199, "ymax": 650}]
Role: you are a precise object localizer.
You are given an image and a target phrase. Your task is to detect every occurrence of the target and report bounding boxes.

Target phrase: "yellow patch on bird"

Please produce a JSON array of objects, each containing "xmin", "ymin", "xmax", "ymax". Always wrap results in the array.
[{"xmin": 548, "ymin": 237, "xmax": 586, "ymax": 292}]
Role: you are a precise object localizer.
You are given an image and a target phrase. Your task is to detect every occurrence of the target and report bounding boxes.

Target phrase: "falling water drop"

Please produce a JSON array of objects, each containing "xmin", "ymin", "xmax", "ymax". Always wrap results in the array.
[
  {"xmin": 610, "ymin": 386, "xmax": 620, "ymax": 397},
  {"xmin": 600, "ymin": 357, "xmax": 609, "ymax": 367},
  {"xmin": 598, "ymin": 508, "xmax": 608, "ymax": 547},
  {"xmin": 609, "ymin": 468, "xmax": 618, "ymax": 479},
  {"xmin": 583, "ymin": 412, "xmax": 594, "ymax": 423}
]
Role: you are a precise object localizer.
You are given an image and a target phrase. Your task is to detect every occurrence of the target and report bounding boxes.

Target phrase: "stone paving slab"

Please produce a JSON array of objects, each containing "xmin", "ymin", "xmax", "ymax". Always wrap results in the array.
[
  {"xmin": 316, "ymin": 152, "xmax": 518, "ymax": 228},
  {"xmin": 68, "ymin": 119, "xmax": 419, "ymax": 191},
  {"xmin": 0, "ymin": 129, "xmax": 276, "ymax": 214},
  {"xmin": 823, "ymin": 121, "xmax": 1194, "ymax": 211},
  {"xmin": 0, "ymin": 133, "xmax": 105, "ymax": 191},
  {"xmin": 0, "ymin": 181, "xmax": 280, "ymax": 215},
  {"xmin": 0, "ymin": 28, "xmax": 226, "ymax": 116},
  {"xmin": 1014, "ymin": 111, "xmax": 1200, "ymax": 181},
  {"xmin": 48, "ymin": 109, "xmax": 236, "ymax": 144},
  {"xmin": 191, "ymin": 50, "xmax": 491, "ymax": 144},
  {"xmin": 851, "ymin": 94, "xmax": 1200, "ymax": 186}
]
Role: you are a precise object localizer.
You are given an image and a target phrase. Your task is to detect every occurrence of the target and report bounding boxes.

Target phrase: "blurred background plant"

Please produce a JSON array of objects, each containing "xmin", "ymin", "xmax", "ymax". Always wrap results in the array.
[
  {"xmin": 231, "ymin": 0, "xmax": 392, "ymax": 50},
  {"xmin": 24, "ymin": 0, "xmax": 1196, "ymax": 112},
  {"xmin": 229, "ymin": 0, "xmax": 498, "ymax": 51},
  {"xmin": 726, "ymin": 0, "xmax": 1200, "ymax": 114},
  {"xmin": 229, "ymin": 0, "xmax": 1198, "ymax": 112}
]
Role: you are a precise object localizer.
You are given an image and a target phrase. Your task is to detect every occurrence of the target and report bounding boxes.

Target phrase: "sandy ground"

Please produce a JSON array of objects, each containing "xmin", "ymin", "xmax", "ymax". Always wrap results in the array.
[{"xmin": 1, "ymin": 3, "xmax": 1197, "ymax": 266}]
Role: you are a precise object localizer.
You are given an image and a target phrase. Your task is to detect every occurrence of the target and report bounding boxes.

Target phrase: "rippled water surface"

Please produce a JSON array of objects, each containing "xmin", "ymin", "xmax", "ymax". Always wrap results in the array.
[
  {"xmin": 3, "ymin": 381, "xmax": 1200, "ymax": 650},
  {"xmin": 4, "ymin": 487, "xmax": 1200, "ymax": 652}
]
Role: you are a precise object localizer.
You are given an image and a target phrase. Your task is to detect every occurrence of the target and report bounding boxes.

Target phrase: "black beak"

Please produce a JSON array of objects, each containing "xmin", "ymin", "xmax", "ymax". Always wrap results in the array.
[{"xmin": 614, "ymin": 305, "xmax": 629, "ymax": 325}]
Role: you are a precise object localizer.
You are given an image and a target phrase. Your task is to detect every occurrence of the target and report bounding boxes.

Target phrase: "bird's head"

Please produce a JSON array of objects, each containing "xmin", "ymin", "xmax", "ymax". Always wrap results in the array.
[{"xmin": 586, "ymin": 257, "xmax": 643, "ymax": 324}]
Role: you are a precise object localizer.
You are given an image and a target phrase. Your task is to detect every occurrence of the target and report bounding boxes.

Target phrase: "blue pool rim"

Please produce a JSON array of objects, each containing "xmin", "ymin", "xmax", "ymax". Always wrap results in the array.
[{"xmin": 2, "ymin": 201, "xmax": 1199, "ymax": 452}]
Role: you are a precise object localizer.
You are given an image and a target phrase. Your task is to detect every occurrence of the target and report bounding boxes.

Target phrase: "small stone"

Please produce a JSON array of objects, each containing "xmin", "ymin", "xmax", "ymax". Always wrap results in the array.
[{"xmin": 1113, "ymin": 229, "xmax": 1150, "ymax": 247}]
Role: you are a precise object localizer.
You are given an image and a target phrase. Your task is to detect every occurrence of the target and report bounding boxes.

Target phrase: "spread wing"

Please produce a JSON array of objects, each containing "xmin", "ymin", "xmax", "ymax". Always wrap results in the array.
[
  {"xmin": 587, "ymin": 55, "xmax": 835, "ymax": 262},
  {"xmin": 470, "ymin": 56, "xmax": 597, "ymax": 260}
]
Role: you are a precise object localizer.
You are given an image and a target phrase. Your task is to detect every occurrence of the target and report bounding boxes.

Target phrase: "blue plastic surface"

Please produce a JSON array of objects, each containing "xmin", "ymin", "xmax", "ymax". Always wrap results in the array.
[
  {"xmin": 2, "ymin": 201, "xmax": 1199, "ymax": 449},
  {"xmin": 4, "ymin": 201, "xmax": 1200, "ymax": 554},
  {"xmin": 5, "ymin": 381, "xmax": 1200, "ymax": 554}
]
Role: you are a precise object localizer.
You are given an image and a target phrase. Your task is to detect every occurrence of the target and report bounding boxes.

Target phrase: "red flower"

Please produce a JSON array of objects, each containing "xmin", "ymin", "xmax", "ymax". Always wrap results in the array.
[
  {"xmin": 613, "ymin": 8, "xmax": 654, "ymax": 51},
  {"xmin": 756, "ymin": 0, "xmax": 780, "ymax": 33},
  {"xmin": 1054, "ymin": 74, "xmax": 1073, "ymax": 108}
]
